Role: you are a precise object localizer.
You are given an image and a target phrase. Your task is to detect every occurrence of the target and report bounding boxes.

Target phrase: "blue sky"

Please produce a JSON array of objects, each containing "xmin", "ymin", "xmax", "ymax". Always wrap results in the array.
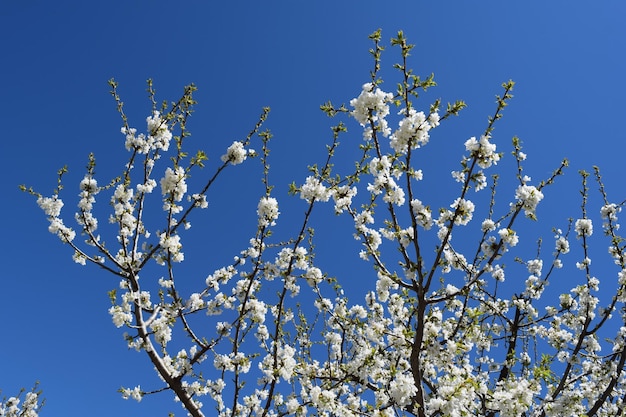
[{"xmin": 1, "ymin": 1, "xmax": 625, "ymax": 416}]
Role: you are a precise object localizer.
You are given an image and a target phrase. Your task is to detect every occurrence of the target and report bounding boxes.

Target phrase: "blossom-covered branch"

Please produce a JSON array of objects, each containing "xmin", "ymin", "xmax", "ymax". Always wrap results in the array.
[{"xmin": 20, "ymin": 30, "xmax": 626, "ymax": 417}]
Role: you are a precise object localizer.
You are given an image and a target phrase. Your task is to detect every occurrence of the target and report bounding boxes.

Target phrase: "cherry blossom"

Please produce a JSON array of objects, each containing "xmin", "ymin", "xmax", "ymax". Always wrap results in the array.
[{"xmin": 19, "ymin": 31, "xmax": 626, "ymax": 417}]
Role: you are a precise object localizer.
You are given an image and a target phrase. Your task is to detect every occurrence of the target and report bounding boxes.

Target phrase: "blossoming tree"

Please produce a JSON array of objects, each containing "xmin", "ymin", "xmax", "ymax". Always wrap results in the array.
[{"xmin": 12, "ymin": 30, "xmax": 626, "ymax": 417}]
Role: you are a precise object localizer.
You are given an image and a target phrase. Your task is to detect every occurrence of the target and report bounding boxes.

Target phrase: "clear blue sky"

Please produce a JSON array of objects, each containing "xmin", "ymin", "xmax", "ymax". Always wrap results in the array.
[{"xmin": 1, "ymin": 2, "xmax": 625, "ymax": 416}]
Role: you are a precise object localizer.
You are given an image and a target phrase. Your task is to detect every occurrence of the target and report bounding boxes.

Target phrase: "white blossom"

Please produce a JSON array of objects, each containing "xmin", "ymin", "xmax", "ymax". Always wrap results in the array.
[
  {"xmin": 331, "ymin": 185, "xmax": 357, "ymax": 213},
  {"xmin": 221, "ymin": 141, "xmax": 248, "ymax": 165},
  {"xmin": 464, "ymin": 135, "xmax": 500, "ymax": 168},
  {"xmin": 160, "ymin": 166, "xmax": 187, "ymax": 202},
  {"xmin": 257, "ymin": 196, "xmax": 279, "ymax": 226},
  {"xmin": 555, "ymin": 236, "xmax": 570, "ymax": 254},
  {"xmin": 450, "ymin": 198, "xmax": 475, "ymax": 225},
  {"xmin": 159, "ymin": 233, "xmax": 184, "ymax": 263},
  {"xmin": 350, "ymin": 82, "xmax": 393, "ymax": 139},
  {"xmin": 121, "ymin": 385, "xmax": 143, "ymax": 402},
  {"xmin": 300, "ymin": 176, "xmax": 330, "ymax": 202},
  {"xmin": 389, "ymin": 108, "xmax": 437, "ymax": 154},
  {"xmin": 146, "ymin": 111, "xmax": 172, "ymax": 151},
  {"xmin": 575, "ymin": 218, "xmax": 593, "ymax": 237},
  {"xmin": 481, "ymin": 219, "xmax": 496, "ymax": 232},
  {"xmin": 37, "ymin": 195, "xmax": 63, "ymax": 217},
  {"xmin": 515, "ymin": 184, "xmax": 544, "ymax": 217}
]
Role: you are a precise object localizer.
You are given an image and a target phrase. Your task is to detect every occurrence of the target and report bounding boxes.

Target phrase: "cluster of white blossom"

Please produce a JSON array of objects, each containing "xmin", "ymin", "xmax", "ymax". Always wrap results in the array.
[
  {"xmin": 0, "ymin": 391, "xmax": 41, "ymax": 417},
  {"xmin": 146, "ymin": 112, "xmax": 172, "ymax": 149},
  {"xmin": 410, "ymin": 198, "xmax": 434, "ymax": 230},
  {"xmin": 366, "ymin": 156, "xmax": 405, "ymax": 206},
  {"xmin": 108, "ymin": 287, "xmax": 151, "ymax": 328},
  {"xmin": 349, "ymin": 82, "xmax": 393, "ymax": 140},
  {"xmin": 304, "ymin": 266, "xmax": 323, "ymax": 286},
  {"xmin": 498, "ymin": 227, "xmax": 519, "ymax": 249},
  {"xmin": 601, "ymin": 203, "xmax": 621, "ymax": 231},
  {"xmin": 122, "ymin": 111, "xmax": 172, "ymax": 154},
  {"xmin": 488, "ymin": 379, "xmax": 536, "ymax": 417},
  {"xmin": 37, "ymin": 195, "xmax": 76, "ymax": 242},
  {"xmin": 331, "ymin": 185, "xmax": 357, "ymax": 214},
  {"xmin": 205, "ymin": 265, "xmax": 237, "ymax": 292},
  {"xmin": 575, "ymin": 217, "xmax": 593, "ymax": 237},
  {"xmin": 257, "ymin": 196, "xmax": 279, "ymax": 227},
  {"xmin": 515, "ymin": 184, "xmax": 544, "ymax": 217},
  {"xmin": 76, "ymin": 176, "xmax": 99, "ymax": 232},
  {"xmin": 120, "ymin": 385, "xmax": 143, "ymax": 402},
  {"xmin": 389, "ymin": 108, "xmax": 439, "ymax": 154},
  {"xmin": 159, "ymin": 232, "xmax": 183, "ymax": 263},
  {"xmin": 220, "ymin": 141, "xmax": 248, "ymax": 165},
  {"xmin": 353, "ymin": 209, "xmax": 381, "ymax": 259},
  {"xmin": 554, "ymin": 229, "xmax": 570, "ymax": 254},
  {"xmin": 259, "ymin": 343, "xmax": 296, "ymax": 383},
  {"xmin": 300, "ymin": 176, "xmax": 331, "ymax": 202},
  {"xmin": 110, "ymin": 184, "xmax": 138, "ymax": 238},
  {"xmin": 523, "ymin": 258, "xmax": 544, "ymax": 299},
  {"xmin": 450, "ymin": 197, "xmax": 475, "ymax": 226},
  {"xmin": 160, "ymin": 166, "xmax": 187, "ymax": 212},
  {"xmin": 464, "ymin": 135, "xmax": 500, "ymax": 169}
]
